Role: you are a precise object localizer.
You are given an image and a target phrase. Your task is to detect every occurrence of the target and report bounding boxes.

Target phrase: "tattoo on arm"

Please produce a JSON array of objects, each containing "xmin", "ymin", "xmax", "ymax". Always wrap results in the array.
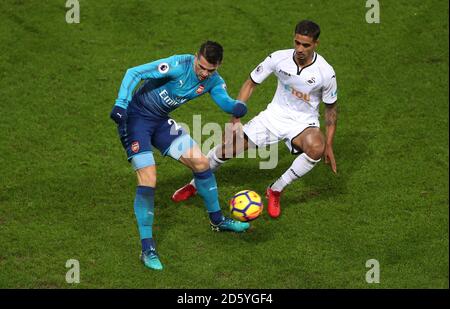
[{"xmin": 325, "ymin": 103, "xmax": 338, "ymax": 126}]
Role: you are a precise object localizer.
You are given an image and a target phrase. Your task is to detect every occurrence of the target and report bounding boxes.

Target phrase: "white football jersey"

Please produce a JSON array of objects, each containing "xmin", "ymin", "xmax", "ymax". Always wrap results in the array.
[{"xmin": 250, "ymin": 49, "xmax": 337, "ymax": 122}]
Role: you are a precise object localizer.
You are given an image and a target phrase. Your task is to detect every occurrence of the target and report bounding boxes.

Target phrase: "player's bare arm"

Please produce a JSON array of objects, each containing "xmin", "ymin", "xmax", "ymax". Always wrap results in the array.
[
  {"xmin": 220, "ymin": 78, "xmax": 258, "ymax": 158},
  {"xmin": 237, "ymin": 78, "xmax": 257, "ymax": 102},
  {"xmin": 230, "ymin": 78, "xmax": 258, "ymax": 124},
  {"xmin": 324, "ymin": 101, "xmax": 338, "ymax": 174}
]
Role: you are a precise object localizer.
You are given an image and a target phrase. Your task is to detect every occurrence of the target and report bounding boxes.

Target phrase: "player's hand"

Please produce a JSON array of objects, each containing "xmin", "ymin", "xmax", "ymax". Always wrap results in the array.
[
  {"xmin": 232, "ymin": 101, "xmax": 247, "ymax": 118},
  {"xmin": 117, "ymin": 123, "xmax": 129, "ymax": 148},
  {"xmin": 230, "ymin": 116, "xmax": 241, "ymax": 125},
  {"xmin": 223, "ymin": 115, "xmax": 244, "ymax": 158},
  {"xmin": 110, "ymin": 105, "xmax": 129, "ymax": 147},
  {"xmin": 324, "ymin": 144, "xmax": 337, "ymax": 174},
  {"xmin": 110, "ymin": 105, "xmax": 128, "ymax": 125},
  {"xmin": 229, "ymin": 115, "xmax": 244, "ymax": 138}
]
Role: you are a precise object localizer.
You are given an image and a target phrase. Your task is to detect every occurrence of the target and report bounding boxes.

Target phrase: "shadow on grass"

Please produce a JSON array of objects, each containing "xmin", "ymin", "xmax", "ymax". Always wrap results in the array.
[
  {"xmin": 283, "ymin": 129, "xmax": 373, "ymax": 207},
  {"xmin": 153, "ymin": 172, "xmax": 276, "ymax": 247},
  {"xmin": 153, "ymin": 129, "xmax": 372, "ymax": 246},
  {"xmin": 168, "ymin": 130, "xmax": 371, "ymax": 210}
]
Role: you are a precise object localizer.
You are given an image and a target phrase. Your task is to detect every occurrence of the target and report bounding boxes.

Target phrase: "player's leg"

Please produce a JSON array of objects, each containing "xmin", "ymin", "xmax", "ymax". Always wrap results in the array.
[
  {"xmin": 172, "ymin": 115, "xmax": 267, "ymax": 203},
  {"xmin": 215, "ymin": 120, "xmax": 251, "ymax": 162},
  {"xmin": 267, "ymin": 126, "xmax": 325, "ymax": 218},
  {"xmin": 273, "ymin": 127, "xmax": 325, "ymax": 191},
  {"xmin": 172, "ymin": 131, "xmax": 251, "ymax": 202},
  {"xmin": 133, "ymin": 161, "xmax": 163, "ymax": 270},
  {"xmin": 124, "ymin": 115, "xmax": 163, "ymax": 270},
  {"xmin": 178, "ymin": 145, "xmax": 249, "ymax": 232},
  {"xmin": 152, "ymin": 118, "xmax": 249, "ymax": 232}
]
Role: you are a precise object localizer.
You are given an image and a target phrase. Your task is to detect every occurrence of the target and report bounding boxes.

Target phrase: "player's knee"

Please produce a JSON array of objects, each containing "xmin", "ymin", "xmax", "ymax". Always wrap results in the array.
[
  {"xmin": 139, "ymin": 174, "xmax": 157, "ymax": 187},
  {"xmin": 136, "ymin": 166, "xmax": 157, "ymax": 186},
  {"xmin": 305, "ymin": 142, "xmax": 325, "ymax": 160},
  {"xmin": 191, "ymin": 156, "xmax": 210, "ymax": 172}
]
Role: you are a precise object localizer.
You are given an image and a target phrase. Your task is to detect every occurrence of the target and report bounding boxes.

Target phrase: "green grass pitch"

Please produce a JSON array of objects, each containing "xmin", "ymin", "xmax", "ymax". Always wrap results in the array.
[{"xmin": 0, "ymin": 0, "xmax": 448, "ymax": 288}]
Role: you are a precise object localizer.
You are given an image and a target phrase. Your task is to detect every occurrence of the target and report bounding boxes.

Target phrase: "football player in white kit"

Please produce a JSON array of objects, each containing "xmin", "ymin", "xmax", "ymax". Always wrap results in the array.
[{"xmin": 172, "ymin": 20, "xmax": 338, "ymax": 218}]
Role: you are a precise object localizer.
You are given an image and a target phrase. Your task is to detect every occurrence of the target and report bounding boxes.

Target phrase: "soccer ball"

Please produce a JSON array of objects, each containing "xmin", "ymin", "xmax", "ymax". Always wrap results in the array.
[{"xmin": 229, "ymin": 190, "xmax": 263, "ymax": 222}]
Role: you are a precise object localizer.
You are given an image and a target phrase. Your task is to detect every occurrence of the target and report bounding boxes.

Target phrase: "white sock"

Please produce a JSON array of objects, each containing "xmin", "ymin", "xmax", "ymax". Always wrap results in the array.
[
  {"xmin": 271, "ymin": 153, "xmax": 320, "ymax": 192},
  {"xmin": 207, "ymin": 146, "xmax": 226, "ymax": 172},
  {"xmin": 190, "ymin": 146, "xmax": 226, "ymax": 188}
]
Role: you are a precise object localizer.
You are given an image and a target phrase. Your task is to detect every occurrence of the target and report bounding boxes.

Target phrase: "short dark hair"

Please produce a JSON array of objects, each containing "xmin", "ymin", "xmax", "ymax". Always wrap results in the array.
[
  {"xmin": 198, "ymin": 41, "xmax": 223, "ymax": 65},
  {"xmin": 295, "ymin": 20, "xmax": 321, "ymax": 41}
]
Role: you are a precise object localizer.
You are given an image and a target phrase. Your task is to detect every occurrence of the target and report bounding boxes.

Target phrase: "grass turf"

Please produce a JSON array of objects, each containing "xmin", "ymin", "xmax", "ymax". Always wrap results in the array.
[{"xmin": 0, "ymin": 0, "xmax": 448, "ymax": 288}]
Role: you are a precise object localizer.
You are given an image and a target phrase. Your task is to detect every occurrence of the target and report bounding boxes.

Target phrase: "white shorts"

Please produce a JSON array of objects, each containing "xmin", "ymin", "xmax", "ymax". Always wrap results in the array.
[{"xmin": 243, "ymin": 108, "xmax": 319, "ymax": 154}]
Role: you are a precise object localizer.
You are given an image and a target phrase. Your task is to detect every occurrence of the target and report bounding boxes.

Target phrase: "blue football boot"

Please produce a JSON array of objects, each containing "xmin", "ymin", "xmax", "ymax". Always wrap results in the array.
[
  {"xmin": 140, "ymin": 248, "xmax": 163, "ymax": 270},
  {"xmin": 210, "ymin": 217, "xmax": 250, "ymax": 233}
]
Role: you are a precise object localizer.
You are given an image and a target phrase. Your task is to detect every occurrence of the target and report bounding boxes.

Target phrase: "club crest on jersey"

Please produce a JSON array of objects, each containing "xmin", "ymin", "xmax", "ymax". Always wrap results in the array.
[
  {"xmin": 158, "ymin": 63, "xmax": 170, "ymax": 74},
  {"xmin": 306, "ymin": 77, "xmax": 316, "ymax": 85},
  {"xmin": 196, "ymin": 85, "xmax": 205, "ymax": 94},
  {"xmin": 131, "ymin": 141, "xmax": 140, "ymax": 153}
]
